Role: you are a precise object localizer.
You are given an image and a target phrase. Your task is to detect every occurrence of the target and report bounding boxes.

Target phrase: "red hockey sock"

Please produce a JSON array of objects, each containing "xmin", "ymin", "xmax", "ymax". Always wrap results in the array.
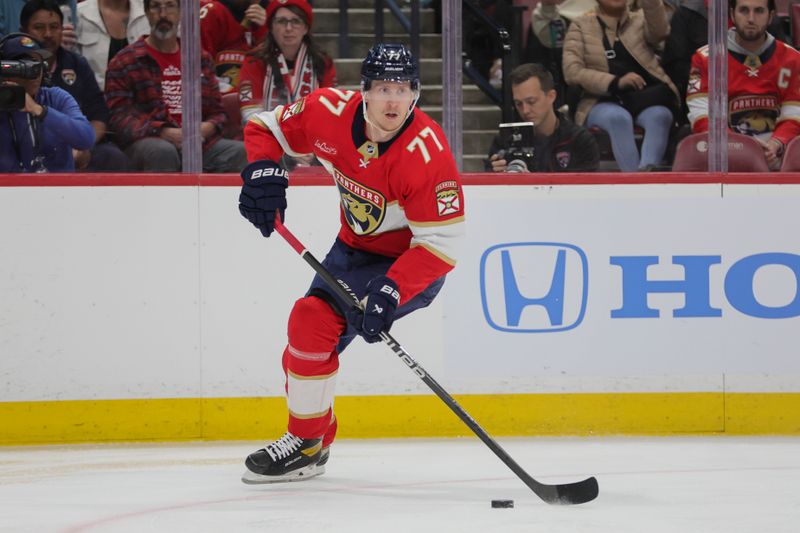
[{"xmin": 282, "ymin": 296, "xmax": 346, "ymax": 439}]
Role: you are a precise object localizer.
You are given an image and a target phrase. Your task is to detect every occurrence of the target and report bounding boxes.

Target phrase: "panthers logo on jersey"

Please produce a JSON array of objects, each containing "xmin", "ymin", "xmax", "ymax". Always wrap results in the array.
[
  {"xmin": 332, "ymin": 168, "xmax": 385, "ymax": 234},
  {"xmin": 730, "ymin": 95, "xmax": 778, "ymax": 137}
]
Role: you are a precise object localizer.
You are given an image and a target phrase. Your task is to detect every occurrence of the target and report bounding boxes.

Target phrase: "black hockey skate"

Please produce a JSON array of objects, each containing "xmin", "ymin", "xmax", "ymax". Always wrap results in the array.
[{"xmin": 241, "ymin": 432, "xmax": 325, "ymax": 484}]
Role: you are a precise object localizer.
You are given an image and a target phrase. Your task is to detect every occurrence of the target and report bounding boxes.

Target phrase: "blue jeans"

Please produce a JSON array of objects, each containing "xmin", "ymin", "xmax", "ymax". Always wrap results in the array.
[
  {"xmin": 307, "ymin": 239, "xmax": 445, "ymax": 353},
  {"xmin": 587, "ymin": 102, "xmax": 672, "ymax": 171}
]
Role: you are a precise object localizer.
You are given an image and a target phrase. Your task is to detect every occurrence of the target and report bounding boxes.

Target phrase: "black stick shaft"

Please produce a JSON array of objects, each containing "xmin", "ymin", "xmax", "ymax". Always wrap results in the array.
[
  {"xmin": 297, "ymin": 252, "xmax": 555, "ymax": 496},
  {"xmin": 273, "ymin": 218, "xmax": 598, "ymax": 505}
]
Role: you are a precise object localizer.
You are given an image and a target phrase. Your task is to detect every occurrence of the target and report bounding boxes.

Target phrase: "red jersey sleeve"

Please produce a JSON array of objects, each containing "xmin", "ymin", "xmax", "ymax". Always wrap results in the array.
[
  {"xmin": 687, "ymin": 47, "xmax": 709, "ymax": 133},
  {"xmin": 385, "ymin": 121, "xmax": 465, "ymax": 303},
  {"xmin": 239, "ymin": 55, "xmax": 265, "ymax": 119},
  {"xmin": 243, "ymin": 91, "xmax": 321, "ymax": 162},
  {"xmin": 772, "ymin": 45, "xmax": 800, "ymax": 146},
  {"xmin": 199, "ymin": 1, "xmax": 228, "ymax": 57}
]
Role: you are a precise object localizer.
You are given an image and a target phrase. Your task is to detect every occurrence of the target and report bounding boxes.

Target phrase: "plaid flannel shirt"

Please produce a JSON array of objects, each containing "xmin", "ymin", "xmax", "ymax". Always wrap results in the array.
[{"xmin": 105, "ymin": 36, "xmax": 227, "ymax": 149}]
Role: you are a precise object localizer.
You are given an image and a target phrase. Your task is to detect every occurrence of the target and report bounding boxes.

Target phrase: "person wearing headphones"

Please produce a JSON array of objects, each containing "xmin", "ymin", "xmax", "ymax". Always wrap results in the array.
[{"xmin": 0, "ymin": 34, "xmax": 94, "ymax": 172}]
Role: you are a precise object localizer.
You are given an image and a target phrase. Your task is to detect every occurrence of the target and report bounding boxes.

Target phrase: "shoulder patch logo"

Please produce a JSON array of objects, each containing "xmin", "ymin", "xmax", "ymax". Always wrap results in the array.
[
  {"xmin": 282, "ymin": 98, "xmax": 305, "ymax": 122},
  {"xmin": 333, "ymin": 168, "xmax": 385, "ymax": 234},
  {"xmin": 435, "ymin": 181, "xmax": 460, "ymax": 217}
]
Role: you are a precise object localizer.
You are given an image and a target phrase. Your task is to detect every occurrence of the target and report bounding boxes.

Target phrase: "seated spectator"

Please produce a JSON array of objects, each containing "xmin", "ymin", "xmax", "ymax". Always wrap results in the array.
[
  {"xmin": 76, "ymin": 0, "xmax": 150, "ymax": 89},
  {"xmin": 0, "ymin": 35, "xmax": 94, "ymax": 172},
  {"xmin": 527, "ymin": 0, "xmax": 571, "ymax": 106},
  {"xmin": 21, "ymin": 0, "xmax": 132, "ymax": 172},
  {"xmin": 662, "ymin": 0, "xmax": 790, "ymax": 123},
  {"xmin": 687, "ymin": 0, "xmax": 800, "ymax": 170},
  {"xmin": 487, "ymin": 63, "xmax": 600, "ymax": 172},
  {"xmin": 104, "ymin": 0, "xmax": 248, "ymax": 172},
  {"xmin": 238, "ymin": 0, "xmax": 336, "ymax": 124},
  {"xmin": 1, "ymin": 0, "xmax": 77, "ymax": 38},
  {"xmin": 200, "ymin": 0, "xmax": 269, "ymax": 94},
  {"xmin": 563, "ymin": 0, "xmax": 679, "ymax": 171}
]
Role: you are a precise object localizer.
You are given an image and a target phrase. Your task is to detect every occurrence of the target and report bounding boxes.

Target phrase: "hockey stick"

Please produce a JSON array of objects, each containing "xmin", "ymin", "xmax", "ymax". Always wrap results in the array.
[{"xmin": 272, "ymin": 216, "xmax": 598, "ymax": 505}]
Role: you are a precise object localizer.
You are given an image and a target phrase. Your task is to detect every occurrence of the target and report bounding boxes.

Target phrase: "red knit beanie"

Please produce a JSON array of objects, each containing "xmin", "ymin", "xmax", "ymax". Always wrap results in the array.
[{"xmin": 266, "ymin": 0, "xmax": 314, "ymax": 27}]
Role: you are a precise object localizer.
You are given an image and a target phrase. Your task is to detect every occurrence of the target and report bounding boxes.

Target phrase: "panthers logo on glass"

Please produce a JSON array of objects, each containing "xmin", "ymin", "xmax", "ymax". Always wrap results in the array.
[{"xmin": 333, "ymin": 168, "xmax": 385, "ymax": 234}]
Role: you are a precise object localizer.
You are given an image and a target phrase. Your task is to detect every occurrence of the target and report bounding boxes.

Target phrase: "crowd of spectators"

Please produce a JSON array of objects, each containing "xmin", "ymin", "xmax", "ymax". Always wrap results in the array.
[
  {"xmin": 1, "ymin": 0, "xmax": 798, "ymax": 174},
  {"xmin": 486, "ymin": 0, "xmax": 800, "ymax": 172}
]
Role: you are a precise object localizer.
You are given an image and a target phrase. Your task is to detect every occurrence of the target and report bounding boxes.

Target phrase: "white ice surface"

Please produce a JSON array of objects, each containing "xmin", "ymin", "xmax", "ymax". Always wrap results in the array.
[{"xmin": 1, "ymin": 437, "xmax": 798, "ymax": 533}]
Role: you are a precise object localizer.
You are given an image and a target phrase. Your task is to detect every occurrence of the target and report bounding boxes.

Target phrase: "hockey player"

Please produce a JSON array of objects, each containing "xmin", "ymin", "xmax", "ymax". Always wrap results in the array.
[
  {"xmin": 687, "ymin": 0, "xmax": 800, "ymax": 169},
  {"xmin": 237, "ymin": 44, "xmax": 466, "ymax": 483}
]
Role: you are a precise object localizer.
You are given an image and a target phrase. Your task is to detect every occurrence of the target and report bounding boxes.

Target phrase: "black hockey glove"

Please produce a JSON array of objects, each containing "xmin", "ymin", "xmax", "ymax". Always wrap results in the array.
[
  {"xmin": 239, "ymin": 160, "xmax": 288, "ymax": 237},
  {"xmin": 347, "ymin": 276, "xmax": 400, "ymax": 344}
]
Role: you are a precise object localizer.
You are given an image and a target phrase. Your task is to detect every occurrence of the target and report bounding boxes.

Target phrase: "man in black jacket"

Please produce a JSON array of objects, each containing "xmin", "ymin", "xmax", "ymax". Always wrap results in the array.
[{"xmin": 487, "ymin": 63, "xmax": 599, "ymax": 173}]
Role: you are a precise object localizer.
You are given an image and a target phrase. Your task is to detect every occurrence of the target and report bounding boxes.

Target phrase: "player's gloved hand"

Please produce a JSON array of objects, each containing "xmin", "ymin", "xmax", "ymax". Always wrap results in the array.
[
  {"xmin": 238, "ymin": 160, "xmax": 288, "ymax": 237},
  {"xmin": 347, "ymin": 276, "xmax": 400, "ymax": 343}
]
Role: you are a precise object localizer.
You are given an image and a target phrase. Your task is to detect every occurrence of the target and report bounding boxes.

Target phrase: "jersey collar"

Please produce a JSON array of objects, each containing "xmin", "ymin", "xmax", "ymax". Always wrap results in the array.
[{"xmin": 351, "ymin": 103, "xmax": 416, "ymax": 156}]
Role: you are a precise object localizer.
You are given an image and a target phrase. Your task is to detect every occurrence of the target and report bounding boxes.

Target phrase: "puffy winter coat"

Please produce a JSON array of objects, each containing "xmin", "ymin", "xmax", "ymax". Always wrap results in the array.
[{"xmin": 562, "ymin": 0, "xmax": 679, "ymax": 125}]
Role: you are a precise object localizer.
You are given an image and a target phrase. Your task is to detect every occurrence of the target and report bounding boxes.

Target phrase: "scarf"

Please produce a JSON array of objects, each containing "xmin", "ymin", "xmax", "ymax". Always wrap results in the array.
[{"xmin": 262, "ymin": 43, "xmax": 318, "ymax": 111}]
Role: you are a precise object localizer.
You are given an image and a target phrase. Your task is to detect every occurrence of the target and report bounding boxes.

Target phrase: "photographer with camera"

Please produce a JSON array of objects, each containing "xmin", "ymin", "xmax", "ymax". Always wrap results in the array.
[
  {"xmin": 0, "ymin": 34, "xmax": 94, "ymax": 172},
  {"xmin": 487, "ymin": 63, "xmax": 599, "ymax": 173},
  {"xmin": 21, "ymin": 0, "xmax": 132, "ymax": 172}
]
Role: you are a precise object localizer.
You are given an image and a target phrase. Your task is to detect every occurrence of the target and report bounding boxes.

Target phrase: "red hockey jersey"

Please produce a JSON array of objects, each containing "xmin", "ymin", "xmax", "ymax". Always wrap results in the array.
[
  {"xmin": 200, "ymin": 0, "xmax": 268, "ymax": 94},
  {"xmin": 687, "ymin": 39, "xmax": 800, "ymax": 145},
  {"xmin": 244, "ymin": 88, "xmax": 466, "ymax": 304}
]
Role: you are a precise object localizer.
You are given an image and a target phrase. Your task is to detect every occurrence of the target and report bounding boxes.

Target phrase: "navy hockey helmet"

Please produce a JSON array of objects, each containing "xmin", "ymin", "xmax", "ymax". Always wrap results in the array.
[{"xmin": 361, "ymin": 43, "xmax": 420, "ymax": 92}]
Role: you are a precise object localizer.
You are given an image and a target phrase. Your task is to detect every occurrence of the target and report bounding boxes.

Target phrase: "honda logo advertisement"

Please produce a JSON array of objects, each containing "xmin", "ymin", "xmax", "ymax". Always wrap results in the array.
[{"xmin": 445, "ymin": 194, "xmax": 800, "ymax": 377}]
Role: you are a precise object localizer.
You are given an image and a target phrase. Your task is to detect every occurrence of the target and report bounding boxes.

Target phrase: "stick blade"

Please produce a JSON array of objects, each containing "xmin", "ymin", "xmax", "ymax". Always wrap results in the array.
[{"xmin": 543, "ymin": 476, "xmax": 599, "ymax": 505}]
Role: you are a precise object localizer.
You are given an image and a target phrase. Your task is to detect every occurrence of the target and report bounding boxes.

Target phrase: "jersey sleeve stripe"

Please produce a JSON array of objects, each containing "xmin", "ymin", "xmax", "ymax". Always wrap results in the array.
[
  {"xmin": 777, "ymin": 103, "xmax": 800, "ymax": 122},
  {"xmin": 410, "ymin": 220, "xmax": 465, "ymax": 266},
  {"xmin": 688, "ymin": 95, "xmax": 709, "ymax": 125},
  {"xmin": 408, "ymin": 216, "xmax": 465, "ymax": 228},
  {"xmin": 253, "ymin": 107, "xmax": 308, "ymax": 158}
]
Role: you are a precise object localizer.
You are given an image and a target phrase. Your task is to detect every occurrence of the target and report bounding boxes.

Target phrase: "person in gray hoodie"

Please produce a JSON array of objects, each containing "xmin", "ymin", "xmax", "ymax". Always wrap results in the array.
[{"xmin": 662, "ymin": 0, "xmax": 788, "ymax": 121}]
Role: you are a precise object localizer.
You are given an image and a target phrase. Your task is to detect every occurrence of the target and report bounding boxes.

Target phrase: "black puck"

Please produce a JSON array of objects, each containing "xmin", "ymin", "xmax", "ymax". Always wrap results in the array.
[{"xmin": 491, "ymin": 499, "xmax": 514, "ymax": 508}]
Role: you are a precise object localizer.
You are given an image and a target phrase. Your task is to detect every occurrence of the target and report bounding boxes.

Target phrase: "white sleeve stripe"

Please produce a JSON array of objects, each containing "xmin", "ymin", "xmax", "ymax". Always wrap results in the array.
[
  {"xmin": 410, "ymin": 220, "xmax": 466, "ymax": 265},
  {"xmin": 778, "ymin": 103, "xmax": 800, "ymax": 121},
  {"xmin": 255, "ymin": 107, "xmax": 307, "ymax": 158},
  {"xmin": 687, "ymin": 96, "xmax": 709, "ymax": 125}
]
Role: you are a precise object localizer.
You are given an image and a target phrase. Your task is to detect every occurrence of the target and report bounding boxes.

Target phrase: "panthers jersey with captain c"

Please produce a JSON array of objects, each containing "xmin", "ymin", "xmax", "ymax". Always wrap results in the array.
[{"xmin": 244, "ymin": 86, "xmax": 465, "ymax": 304}]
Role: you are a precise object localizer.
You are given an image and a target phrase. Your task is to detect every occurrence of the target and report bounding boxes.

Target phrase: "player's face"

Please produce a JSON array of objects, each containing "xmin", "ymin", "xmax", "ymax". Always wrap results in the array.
[
  {"xmin": 731, "ymin": 0, "xmax": 773, "ymax": 43},
  {"xmin": 512, "ymin": 77, "xmax": 556, "ymax": 126},
  {"xmin": 271, "ymin": 7, "xmax": 308, "ymax": 50},
  {"xmin": 364, "ymin": 80, "xmax": 416, "ymax": 131},
  {"xmin": 24, "ymin": 10, "xmax": 63, "ymax": 53}
]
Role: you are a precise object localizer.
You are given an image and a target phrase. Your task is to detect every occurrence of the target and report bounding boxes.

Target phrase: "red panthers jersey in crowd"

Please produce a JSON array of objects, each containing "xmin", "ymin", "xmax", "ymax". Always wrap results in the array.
[
  {"xmin": 200, "ymin": 0, "xmax": 268, "ymax": 94},
  {"xmin": 687, "ymin": 38, "xmax": 800, "ymax": 146},
  {"xmin": 244, "ymin": 88, "xmax": 466, "ymax": 303}
]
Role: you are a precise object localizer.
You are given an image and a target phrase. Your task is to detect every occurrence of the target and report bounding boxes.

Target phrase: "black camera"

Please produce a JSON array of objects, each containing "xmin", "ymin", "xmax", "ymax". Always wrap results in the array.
[
  {"xmin": 1, "ymin": 59, "xmax": 43, "ymax": 111},
  {"xmin": 498, "ymin": 122, "xmax": 535, "ymax": 173}
]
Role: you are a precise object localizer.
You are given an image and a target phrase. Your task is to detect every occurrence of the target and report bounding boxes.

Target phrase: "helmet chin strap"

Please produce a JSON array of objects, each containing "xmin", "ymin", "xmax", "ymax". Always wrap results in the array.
[{"xmin": 361, "ymin": 90, "xmax": 420, "ymax": 140}]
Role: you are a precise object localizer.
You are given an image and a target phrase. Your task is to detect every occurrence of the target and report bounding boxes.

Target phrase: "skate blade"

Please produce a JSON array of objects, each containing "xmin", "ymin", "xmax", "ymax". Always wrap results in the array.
[{"xmin": 241, "ymin": 463, "xmax": 325, "ymax": 485}]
